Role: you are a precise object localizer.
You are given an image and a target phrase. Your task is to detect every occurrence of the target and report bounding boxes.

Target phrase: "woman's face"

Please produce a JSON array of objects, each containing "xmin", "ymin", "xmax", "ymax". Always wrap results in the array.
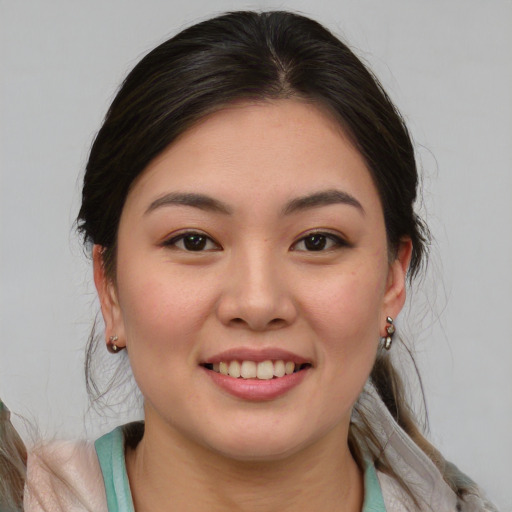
[{"xmin": 95, "ymin": 99, "xmax": 410, "ymax": 460}]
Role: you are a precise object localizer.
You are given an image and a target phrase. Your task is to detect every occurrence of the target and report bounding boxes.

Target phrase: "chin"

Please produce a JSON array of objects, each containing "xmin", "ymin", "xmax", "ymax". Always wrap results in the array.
[{"xmin": 199, "ymin": 420, "xmax": 337, "ymax": 463}]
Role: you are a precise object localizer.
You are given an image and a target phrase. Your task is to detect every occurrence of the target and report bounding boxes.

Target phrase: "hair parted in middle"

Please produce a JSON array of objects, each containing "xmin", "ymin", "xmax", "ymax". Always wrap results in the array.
[{"xmin": 78, "ymin": 10, "xmax": 428, "ymax": 279}]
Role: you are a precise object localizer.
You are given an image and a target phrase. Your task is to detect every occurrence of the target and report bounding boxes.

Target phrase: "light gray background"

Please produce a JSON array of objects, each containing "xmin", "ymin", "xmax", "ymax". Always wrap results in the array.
[{"xmin": 1, "ymin": 0, "xmax": 511, "ymax": 509}]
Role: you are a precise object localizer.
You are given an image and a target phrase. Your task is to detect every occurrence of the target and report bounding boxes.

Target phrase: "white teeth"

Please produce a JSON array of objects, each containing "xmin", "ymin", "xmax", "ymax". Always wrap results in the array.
[
  {"xmin": 210, "ymin": 360, "xmax": 306, "ymax": 379},
  {"xmin": 219, "ymin": 362, "xmax": 228, "ymax": 376},
  {"xmin": 240, "ymin": 361, "xmax": 257, "ymax": 379},
  {"xmin": 273, "ymin": 360, "xmax": 286, "ymax": 377},
  {"xmin": 228, "ymin": 360, "xmax": 241, "ymax": 378},
  {"xmin": 257, "ymin": 360, "xmax": 274, "ymax": 380}
]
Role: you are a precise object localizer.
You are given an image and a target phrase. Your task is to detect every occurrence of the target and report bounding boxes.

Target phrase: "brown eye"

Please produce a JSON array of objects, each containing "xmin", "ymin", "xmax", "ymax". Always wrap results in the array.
[
  {"xmin": 164, "ymin": 232, "xmax": 220, "ymax": 252},
  {"xmin": 183, "ymin": 234, "xmax": 208, "ymax": 251},
  {"xmin": 292, "ymin": 232, "xmax": 347, "ymax": 252},
  {"xmin": 303, "ymin": 234, "xmax": 327, "ymax": 251}
]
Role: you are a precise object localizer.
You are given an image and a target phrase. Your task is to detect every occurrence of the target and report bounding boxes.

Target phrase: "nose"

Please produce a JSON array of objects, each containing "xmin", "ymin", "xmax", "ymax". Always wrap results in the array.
[{"xmin": 216, "ymin": 247, "xmax": 297, "ymax": 331}]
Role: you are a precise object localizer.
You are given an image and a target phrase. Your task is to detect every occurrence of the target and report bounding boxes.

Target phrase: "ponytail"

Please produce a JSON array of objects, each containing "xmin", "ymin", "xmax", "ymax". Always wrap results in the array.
[
  {"xmin": 0, "ymin": 400, "xmax": 26, "ymax": 511},
  {"xmin": 350, "ymin": 349, "xmax": 494, "ymax": 509}
]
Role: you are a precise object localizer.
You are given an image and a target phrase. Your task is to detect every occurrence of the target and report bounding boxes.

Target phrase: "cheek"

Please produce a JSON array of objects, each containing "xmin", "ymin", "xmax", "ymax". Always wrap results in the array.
[
  {"xmin": 114, "ymin": 269, "xmax": 216, "ymax": 411},
  {"xmin": 116, "ymin": 262, "xmax": 218, "ymax": 365},
  {"xmin": 297, "ymin": 262, "xmax": 387, "ymax": 367}
]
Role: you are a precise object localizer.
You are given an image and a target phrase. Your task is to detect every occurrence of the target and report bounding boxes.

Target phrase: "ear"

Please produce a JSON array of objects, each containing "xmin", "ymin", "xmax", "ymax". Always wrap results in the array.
[
  {"xmin": 381, "ymin": 238, "xmax": 413, "ymax": 327},
  {"xmin": 93, "ymin": 245, "xmax": 126, "ymax": 349}
]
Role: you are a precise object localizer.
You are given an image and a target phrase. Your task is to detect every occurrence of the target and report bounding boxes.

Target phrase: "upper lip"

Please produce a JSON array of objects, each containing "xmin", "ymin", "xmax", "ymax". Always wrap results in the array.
[{"xmin": 201, "ymin": 347, "xmax": 312, "ymax": 365}]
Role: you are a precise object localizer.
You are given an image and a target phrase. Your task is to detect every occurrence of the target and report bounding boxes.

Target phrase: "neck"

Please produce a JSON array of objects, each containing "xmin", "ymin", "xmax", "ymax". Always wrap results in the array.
[{"xmin": 126, "ymin": 414, "xmax": 363, "ymax": 512}]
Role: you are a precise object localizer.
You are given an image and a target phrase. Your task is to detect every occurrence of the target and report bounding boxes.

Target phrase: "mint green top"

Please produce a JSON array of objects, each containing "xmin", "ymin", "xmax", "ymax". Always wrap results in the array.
[
  {"xmin": 95, "ymin": 425, "xmax": 387, "ymax": 511},
  {"xmin": 95, "ymin": 427, "xmax": 135, "ymax": 512}
]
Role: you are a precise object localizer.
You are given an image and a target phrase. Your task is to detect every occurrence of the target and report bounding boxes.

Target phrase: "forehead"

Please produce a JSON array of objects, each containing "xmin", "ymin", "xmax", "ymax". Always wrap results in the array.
[{"xmin": 123, "ymin": 99, "xmax": 381, "ymax": 216}]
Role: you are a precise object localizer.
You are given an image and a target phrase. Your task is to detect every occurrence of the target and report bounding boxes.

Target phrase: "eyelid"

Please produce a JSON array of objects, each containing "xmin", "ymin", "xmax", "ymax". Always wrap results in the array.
[
  {"xmin": 290, "ymin": 230, "xmax": 350, "ymax": 251},
  {"xmin": 162, "ymin": 230, "xmax": 221, "ymax": 251}
]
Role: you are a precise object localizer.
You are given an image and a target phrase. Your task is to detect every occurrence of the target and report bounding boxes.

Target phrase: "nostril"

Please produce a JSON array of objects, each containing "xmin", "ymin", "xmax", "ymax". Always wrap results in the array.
[
  {"xmin": 228, "ymin": 317, "xmax": 286, "ymax": 330},
  {"xmin": 268, "ymin": 318, "xmax": 287, "ymax": 328}
]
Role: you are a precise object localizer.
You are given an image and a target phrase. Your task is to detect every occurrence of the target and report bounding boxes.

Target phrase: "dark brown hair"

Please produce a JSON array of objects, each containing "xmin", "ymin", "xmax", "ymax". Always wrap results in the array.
[{"xmin": 78, "ymin": 10, "xmax": 427, "ymax": 278}]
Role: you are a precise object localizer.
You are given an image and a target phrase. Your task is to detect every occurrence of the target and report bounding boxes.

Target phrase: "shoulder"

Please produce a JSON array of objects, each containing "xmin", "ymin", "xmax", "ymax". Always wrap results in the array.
[
  {"xmin": 24, "ymin": 440, "xmax": 107, "ymax": 512},
  {"xmin": 378, "ymin": 472, "xmax": 498, "ymax": 512},
  {"xmin": 376, "ymin": 471, "xmax": 456, "ymax": 512},
  {"xmin": 360, "ymin": 383, "xmax": 497, "ymax": 512}
]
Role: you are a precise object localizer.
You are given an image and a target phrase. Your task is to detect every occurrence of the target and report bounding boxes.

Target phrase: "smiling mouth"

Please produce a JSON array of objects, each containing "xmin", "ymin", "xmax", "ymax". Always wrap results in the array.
[{"xmin": 202, "ymin": 360, "xmax": 312, "ymax": 380}]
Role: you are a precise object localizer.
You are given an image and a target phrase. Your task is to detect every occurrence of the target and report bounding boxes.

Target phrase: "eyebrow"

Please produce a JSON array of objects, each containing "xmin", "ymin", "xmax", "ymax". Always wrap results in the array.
[
  {"xmin": 282, "ymin": 189, "xmax": 364, "ymax": 216},
  {"xmin": 145, "ymin": 192, "xmax": 233, "ymax": 215},
  {"xmin": 145, "ymin": 189, "xmax": 364, "ymax": 217}
]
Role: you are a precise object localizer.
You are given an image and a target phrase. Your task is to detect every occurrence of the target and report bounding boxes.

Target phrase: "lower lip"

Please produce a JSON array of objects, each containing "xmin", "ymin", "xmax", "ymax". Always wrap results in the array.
[{"xmin": 202, "ymin": 367, "xmax": 310, "ymax": 401}]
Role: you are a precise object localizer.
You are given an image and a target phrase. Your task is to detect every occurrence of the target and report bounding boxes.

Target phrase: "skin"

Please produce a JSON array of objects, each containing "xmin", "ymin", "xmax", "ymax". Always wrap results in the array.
[{"xmin": 94, "ymin": 99, "xmax": 411, "ymax": 511}]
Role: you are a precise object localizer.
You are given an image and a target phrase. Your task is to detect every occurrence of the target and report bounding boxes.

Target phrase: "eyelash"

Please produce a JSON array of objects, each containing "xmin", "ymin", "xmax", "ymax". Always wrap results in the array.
[
  {"xmin": 162, "ymin": 231, "xmax": 221, "ymax": 252},
  {"xmin": 162, "ymin": 230, "xmax": 349, "ymax": 253},
  {"xmin": 291, "ymin": 231, "xmax": 349, "ymax": 252}
]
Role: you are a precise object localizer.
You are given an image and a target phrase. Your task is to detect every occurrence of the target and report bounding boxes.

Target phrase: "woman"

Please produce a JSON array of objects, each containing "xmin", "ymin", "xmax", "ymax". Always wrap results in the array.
[{"xmin": 2, "ymin": 10, "xmax": 496, "ymax": 512}]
